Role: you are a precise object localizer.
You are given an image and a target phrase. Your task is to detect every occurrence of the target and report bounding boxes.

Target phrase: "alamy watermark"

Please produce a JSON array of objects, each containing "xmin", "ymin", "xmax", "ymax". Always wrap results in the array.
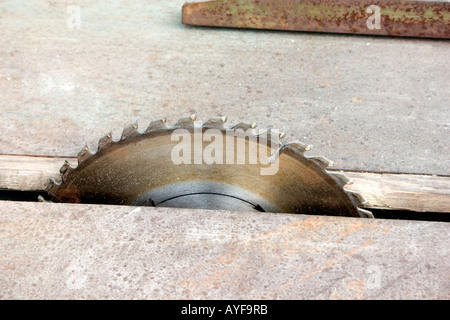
[
  {"xmin": 64, "ymin": 4, "xmax": 382, "ymax": 31},
  {"xmin": 365, "ymin": 264, "xmax": 382, "ymax": 290},
  {"xmin": 366, "ymin": 5, "xmax": 381, "ymax": 30},
  {"xmin": 66, "ymin": 5, "xmax": 81, "ymax": 30},
  {"xmin": 170, "ymin": 127, "xmax": 281, "ymax": 176}
]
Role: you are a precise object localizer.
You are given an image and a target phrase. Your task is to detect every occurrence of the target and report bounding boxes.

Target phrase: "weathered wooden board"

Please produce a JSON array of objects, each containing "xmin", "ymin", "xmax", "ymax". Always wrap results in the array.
[
  {"xmin": 1, "ymin": 155, "xmax": 448, "ymax": 213},
  {"xmin": 342, "ymin": 171, "xmax": 450, "ymax": 213},
  {"xmin": 0, "ymin": 155, "xmax": 65, "ymax": 191}
]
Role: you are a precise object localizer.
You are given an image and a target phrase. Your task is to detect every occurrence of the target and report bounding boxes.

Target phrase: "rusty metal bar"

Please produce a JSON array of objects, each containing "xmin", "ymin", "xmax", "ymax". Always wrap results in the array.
[{"xmin": 182, "ymin": 0, "xmax": 450, "ymax": 39}]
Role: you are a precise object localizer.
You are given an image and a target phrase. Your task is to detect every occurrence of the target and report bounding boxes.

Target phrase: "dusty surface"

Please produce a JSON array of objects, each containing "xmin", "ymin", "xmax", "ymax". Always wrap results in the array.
[
  {"xmin": 1, "ymin": 1, "xmax": 449, "ymax": 301},
  {"xmin": 0, "ymin": 0, "xmax": 449, "ymax": 174},
  {"xmin": 0, "ymin": 201, "xmax": 449, "ymax": 299}
]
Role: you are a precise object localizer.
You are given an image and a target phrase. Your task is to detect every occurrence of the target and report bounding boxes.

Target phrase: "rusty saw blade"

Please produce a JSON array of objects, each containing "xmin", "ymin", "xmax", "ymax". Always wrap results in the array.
[
  {"xmin": 47, "ymin": 115, "xmax": 373, "ymax": 218},
  {"xmin": 182, "ymin": 0, "xmax": 450, "ymax": 39}
]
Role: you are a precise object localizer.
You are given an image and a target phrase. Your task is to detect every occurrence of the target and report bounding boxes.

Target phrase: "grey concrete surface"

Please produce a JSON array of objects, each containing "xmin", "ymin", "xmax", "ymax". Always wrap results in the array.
[
  {"xmin": 0, "ymin": 0, "xmax": 449, "ymax": 174},
  {"xmin": 0, "ymin": 201, "xmax": 449, "ymax": 299}
]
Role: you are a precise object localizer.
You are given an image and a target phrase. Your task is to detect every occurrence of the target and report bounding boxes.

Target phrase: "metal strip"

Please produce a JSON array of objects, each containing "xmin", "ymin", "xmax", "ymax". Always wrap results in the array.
[{"xmin": 182, "ymin": 0, "xmax": 450, "ymax": 39}]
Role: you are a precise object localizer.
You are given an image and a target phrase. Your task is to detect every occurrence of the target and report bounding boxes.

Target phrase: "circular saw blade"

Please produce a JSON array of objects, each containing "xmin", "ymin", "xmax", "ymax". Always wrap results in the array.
[{"xmin": 46, "ymin": 115, "xmax": 373, "ymax": 218}]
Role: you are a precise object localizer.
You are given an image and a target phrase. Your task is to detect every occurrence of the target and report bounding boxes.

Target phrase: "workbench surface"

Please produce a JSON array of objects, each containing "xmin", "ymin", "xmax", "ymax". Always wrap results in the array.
[
  {"xmin": 0, "ymin": 0, "xmax": 449, "ymax": 175},
  {"xmin": 0, "ymin": 0, "xmax": 449, "ymax": 300},
  {"xmin": 1, "ymin": 201, "xmax": 449, "ymax": 299}
]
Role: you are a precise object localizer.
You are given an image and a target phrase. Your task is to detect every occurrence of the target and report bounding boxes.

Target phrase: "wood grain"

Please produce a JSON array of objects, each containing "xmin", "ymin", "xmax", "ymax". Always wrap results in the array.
[
  {"xmin": 0, "ymin": 155, "xmax": 70, "ymax": 191},
  {"xmin": 341, "ymin": 171, "xmax": 450, "ymax": 213}
]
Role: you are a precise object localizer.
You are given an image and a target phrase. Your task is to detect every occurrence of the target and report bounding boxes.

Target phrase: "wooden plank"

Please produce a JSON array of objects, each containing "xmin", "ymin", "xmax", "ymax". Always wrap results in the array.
[
  {"xmin": 0, "ymin": 155, "xmax": 69, "ymax": 191},
  {"xmin": 340, "ymin": 171, "xmax": 450, "ymax": 213},
  {"xmin": 0, "ymin": 155, "xmax": 449, "ymax": 213}
]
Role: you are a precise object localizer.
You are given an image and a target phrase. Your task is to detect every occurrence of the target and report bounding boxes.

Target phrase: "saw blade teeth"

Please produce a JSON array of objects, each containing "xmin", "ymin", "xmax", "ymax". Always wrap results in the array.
[
  {"xmin": 61, "ymin": 167, "xmax": 74, "ymax": 182},
  {"xmin": 267, "ymin": 145, "xmax": 284, "ymax": 161},
  {"xmin": 48, "ymin": 114, "xmax": 372, "ymax": 218},
  {"xmin": 59, "ymin": 160, "xmax": 75, "ymax": 180},
  {"xmin": 253, "ymin": 128, "xmax": 267, "ymax": 137},
  {"xmin": 280, "ymin": 141, "xmax": 312, "ymax": 155},
  {"xmin": 173, "ymin": 114, "xmax": 197, "ymax": 129},
  {"xmin": 121, "ymin": 122, "xmax": 140, "ymax": 140},
  {"xmin": 264, "ymin": 130, "xmax": 287, "ymax": 143},
  {"xmin": 77, "ymin": 145, "xmax": 93, "ymax": 163},
  {"xmin": 97, "ymin": 132, "xmax": 114, "ymax": 151},
  {"xmin": 310, "ymin": 156, "xmax": 334, "ymax": 168},
  {"xmin": 256, "ymin": 129, "xmax": 283, "ymax": 148},
  {"xmin": 59, "ymin": 160, "xmax": 71, "ymax": 174},
  {"xmin": 345, "ymin": 191, "xmax": 372, "ymax": 218},
  {"xmin": 345, "ymin": 190, "xmax": 368, "ymax": 206},
  {"xmin": 46, "ymin": 177, "xmax": 61, "ymax": 193},
  {"xmin": 46, "ymin": 179, "xmax": 55, "ymax": 192},
  {"xmin": 229, "ymin": 122, "xmax": 258, "ymax": 132},
  {"xmin": 357, "ymin": 208, "xmax": 374, "ymax": 218},
  {"xmin": 144, "ymin": 118, "xmax": 168, "ymax": 134},
  {"xmin": 329, "ymin": 171, "xmax": 351, "ymax": 186},
  {"xmin": 203, "ymin": 116, "xmax": 228, "ymax": 129}
]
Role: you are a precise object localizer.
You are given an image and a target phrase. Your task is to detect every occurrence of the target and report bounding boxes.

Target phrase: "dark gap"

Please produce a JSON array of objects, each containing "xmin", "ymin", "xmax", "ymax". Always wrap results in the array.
[
  {"xmin": 0, "ymin": 189, "xmax": 50, "ymax": 202},
  {"xmin": 370, "ymin": 209, "xmax": 450, "ymax": 223},
  {"xmin": 253, "ymin": 204, "xmax": 265, "ymax": 212},
  {"xmin": 0, "ymin": 189, "xmax": 448, "ymax": 222}
]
